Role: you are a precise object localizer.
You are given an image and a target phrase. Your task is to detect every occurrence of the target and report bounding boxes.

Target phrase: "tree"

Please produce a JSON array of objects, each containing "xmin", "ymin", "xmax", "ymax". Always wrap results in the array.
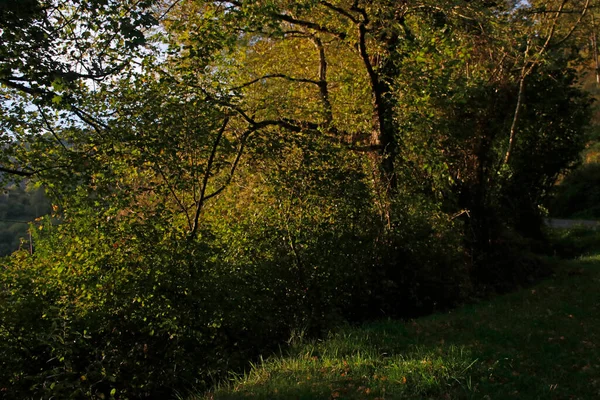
[
  {"xmin": 0, "ymin": 0, "xmax": 156, "ymax": 177},
  {"xmin": 161, "ymin": 1, "xmax": 495, "ymax": 221}
]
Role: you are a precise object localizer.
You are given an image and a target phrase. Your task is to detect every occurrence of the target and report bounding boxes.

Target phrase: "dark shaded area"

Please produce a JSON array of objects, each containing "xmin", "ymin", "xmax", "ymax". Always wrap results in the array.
[
  {"xmin": 211, "ymin": 230, "xmax": 600, "ymax": 399},
  {"xmin": 550, "ymin": 163, "xmax": 600, "ymax": 220}
]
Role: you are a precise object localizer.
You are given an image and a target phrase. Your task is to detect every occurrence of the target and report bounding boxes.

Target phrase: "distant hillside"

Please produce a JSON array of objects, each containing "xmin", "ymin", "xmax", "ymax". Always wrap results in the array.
[{"xmin": 0, "ymin": 182, "xmax": 51, "ymax": 256}]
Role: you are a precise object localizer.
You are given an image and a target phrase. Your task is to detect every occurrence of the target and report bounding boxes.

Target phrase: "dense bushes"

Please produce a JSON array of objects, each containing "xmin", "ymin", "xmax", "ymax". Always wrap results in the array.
[
  {"xmin": 1, "ymin": 219, "xmax": 300, "ymax": 398},
  {"xmin": 550, "ymin": 163, "xmax": 600, "ymax": 219},
  {"xmin": 0, "ymin": 139, "xmax": 472, "ymax": 398}
]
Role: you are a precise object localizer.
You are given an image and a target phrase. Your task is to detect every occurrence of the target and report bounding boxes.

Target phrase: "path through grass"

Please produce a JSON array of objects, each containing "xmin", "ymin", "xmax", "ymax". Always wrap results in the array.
[{"xmin": 198, "ymin": 244, "xmax": 600, "ymax": 399}]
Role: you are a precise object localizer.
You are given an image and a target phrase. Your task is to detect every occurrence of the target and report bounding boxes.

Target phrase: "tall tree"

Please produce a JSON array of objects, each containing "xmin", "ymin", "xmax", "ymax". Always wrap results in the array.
[{"xmin": 160, "ymin": 0, "xmax": 504, "ymax": 227}]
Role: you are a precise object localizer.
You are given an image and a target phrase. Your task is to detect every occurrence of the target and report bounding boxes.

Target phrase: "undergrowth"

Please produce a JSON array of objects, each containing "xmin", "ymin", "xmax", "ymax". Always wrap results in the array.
[{"xmin": 199, "ymin": 229, "xmax": 600, "ymax": 399}]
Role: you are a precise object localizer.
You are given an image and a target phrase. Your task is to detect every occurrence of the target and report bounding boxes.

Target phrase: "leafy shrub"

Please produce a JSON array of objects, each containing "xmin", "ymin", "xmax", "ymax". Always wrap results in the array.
[
  {"xmin": 1, "ymin": 213, "xmax": 295, "ymax": 399},
  {"xmin": 549, "ymin": 163, "xmax": 600, "ymax": 220}
]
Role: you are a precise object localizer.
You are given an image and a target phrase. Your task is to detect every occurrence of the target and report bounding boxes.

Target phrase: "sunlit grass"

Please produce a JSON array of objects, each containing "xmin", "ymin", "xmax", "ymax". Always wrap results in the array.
[
  {"xmin": 196, "ymin": 230, "xmax": 600, "ymax": 399},
  {"xmin": 199, "ymin": 342, "xmax": 477, "ymax": 399}
]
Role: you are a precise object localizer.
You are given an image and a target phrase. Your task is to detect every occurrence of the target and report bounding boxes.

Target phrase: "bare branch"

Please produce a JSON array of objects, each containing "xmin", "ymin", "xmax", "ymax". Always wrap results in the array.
[
  {"xmin": 503, "ymin": 74, "xmax": 526, "ymax": 165},
  {"xmin": 551, "ymin": 0, "xmax": 591, "ymax": 48},
  {"xmin": 156, "ymin": 0, "xmax": 184, "ymax": 22},
  {"xmin": 37, "ymin": 105, "xmax": 70, "ymax": 153},
  {"xmin": 525, "ymin": 0, "xmax": 568, "ymax": 76},
  {"xmin": 503, "ymin": 0, "xmax": 575, "ymax": 166}
]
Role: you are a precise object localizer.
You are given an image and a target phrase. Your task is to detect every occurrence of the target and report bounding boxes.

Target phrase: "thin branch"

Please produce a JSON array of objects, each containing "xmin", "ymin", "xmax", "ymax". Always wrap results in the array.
[
  {"xmin": 592, "ymin": 12, "xmax": 599, "ymax": 84},
  {"xmin": 311, "ymin": 35, "xmax": 333, "ymax": 125},
  {"xmin": 157, "ymin": 0, "xmax": 184, "ymax": 22},
  {"xmin": 1, "ymin": 78, "xmax": 110, "ymax": 137},
  {"xmin": 525, "ymin": 0, "xmax": 568, "ymax": 76},
  {"xmin": 503, "ymin": 74, "xmax": 526, "ymax": 165},
  {"xmin": 271, "ymin": 11, "xmax": 348, "ymax": 40},
  {"xmin": 37, "ymin": 105, "xmax": 69, "ymax": 152},
  {"xmin": 154, "ymin": 162, "xmax": 193, "ymax": 230},
  {"xmin": 203, "ymin": 129, "xmax": 251, "ymax": 202},
  {"xmin": 71, "ymin": 107, "xmax": 109, "ymax": 138},
  {"xmin": 551, "ymin": 0, "xmax": 591, "ymax": 48},
  {"xmin": 197, "ymin": 76, "xmax": 381, "ymax": 154},
  {"xmin": 189, "ymin": 117, "xmax": 230, "ymax": 240},
  {"xmin": 0, "ymin": 166, "xmax": 35, "ymax": 177},
  {"xmin": 503, "ymin": 0, "xmax": 570, "ymax": 166},
  {"xmin": 410, "ymin": 4, "xmax": 477, "ymax": 23},
  {"xmin": 197, "ymin": 84, "xmax": 323, "ymax": 133},
  {"xmin": 0, "ymin": 164, "xmax": 71, "ymax": 177},
  {"xmin": 231, "ymin": 73, "xmax": 320, "ymax": 91},
  {"xmin": 213, "ymin": 0, "xmax": 348, "ymax": 39}
]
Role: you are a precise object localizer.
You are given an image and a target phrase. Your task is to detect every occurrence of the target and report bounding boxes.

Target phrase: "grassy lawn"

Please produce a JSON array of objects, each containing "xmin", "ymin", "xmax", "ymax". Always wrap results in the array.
[{"xmin": 198, "ymin": 233, "xmax": 600, "ymax": 400}]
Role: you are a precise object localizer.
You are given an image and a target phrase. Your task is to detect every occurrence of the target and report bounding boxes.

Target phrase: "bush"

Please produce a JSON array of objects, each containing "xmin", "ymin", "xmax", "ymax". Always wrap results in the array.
[
  {"xmin": 549, "ymin": 163, "xmax": 600, "ymax": 219},
  {"xmin": 1, "ymin": 215, "xmax": 298, "ymax": 399}
]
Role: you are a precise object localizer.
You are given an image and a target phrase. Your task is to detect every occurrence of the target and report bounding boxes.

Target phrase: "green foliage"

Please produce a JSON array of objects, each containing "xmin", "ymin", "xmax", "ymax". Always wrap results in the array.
[
  {"xmin": 2, "ymin": 212, "xmax": 252, "ymax": 398},
  {"xmin": 0, "ymin": 0, "xmax": 596, "ymax": 398},
  {"xmin": 499, "ymin": 67, "xmax": 591, "ymax": 237}
]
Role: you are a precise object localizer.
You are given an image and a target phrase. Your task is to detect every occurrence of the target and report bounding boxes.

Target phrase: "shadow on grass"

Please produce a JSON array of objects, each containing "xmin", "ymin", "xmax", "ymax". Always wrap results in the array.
[{"xmin": 202, "ymin": 252, "xmax": 600, "ymax": 400}]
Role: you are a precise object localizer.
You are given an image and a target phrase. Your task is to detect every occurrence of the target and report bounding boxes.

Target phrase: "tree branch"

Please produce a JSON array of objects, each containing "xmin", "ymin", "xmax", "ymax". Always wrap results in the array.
[
  {"xmin": 1, "ymin": 78, "xmax": 110, "ymax": 137},
  {"xmin": 231, "ymin": 73, "xmax": 321, "ymax": 91},
  {"xmin": 311, "ymin": 35, "xmax": 333, "ymax": 125},
  {"xmin": 503, "ymin": 73, "xmax": 526, "ymax": 165},
  {"xmin": 0, "ymin": 166, "xmax": 35, "ymax": 177},
  {"xmin": 503, "ymin": 0, "xmax": 571, "ymax": 166},
  {"xmin": 37, "ymin": 105, "xmax": 70, "ymax": 153},
  {"xmin": 154, "ymin": 162, "xmax": 193, "ymax": 231},
  {"xmin": 271, "ymin": 11, "xmax": 348, "ymax": 40},
  {"xmin": 204, "ymin": 129, "xmax": 251, "ymax": 202},
  {"xmin": 189, "ymin": 117, "xmax": 230, "ymax": 240},
  {"xmin": 551, "ymin": 0, "xmax": 591, "ymax": 48},
  {"xmin": 320, "ymin": 1, "xmax": 360, "ymax": 24}
]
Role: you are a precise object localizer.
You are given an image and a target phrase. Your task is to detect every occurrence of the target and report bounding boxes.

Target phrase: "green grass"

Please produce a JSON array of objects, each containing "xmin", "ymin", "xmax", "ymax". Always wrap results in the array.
[{"xmin": 197, "ymin": 235, "xmax": 600, "ymax": 399}]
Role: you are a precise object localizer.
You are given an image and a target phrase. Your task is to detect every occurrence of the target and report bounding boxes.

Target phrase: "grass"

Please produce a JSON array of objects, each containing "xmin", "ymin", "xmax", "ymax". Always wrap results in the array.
[{"xmin": 197, "ymin": 231, "xmax": 600, "ymax": 400}]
